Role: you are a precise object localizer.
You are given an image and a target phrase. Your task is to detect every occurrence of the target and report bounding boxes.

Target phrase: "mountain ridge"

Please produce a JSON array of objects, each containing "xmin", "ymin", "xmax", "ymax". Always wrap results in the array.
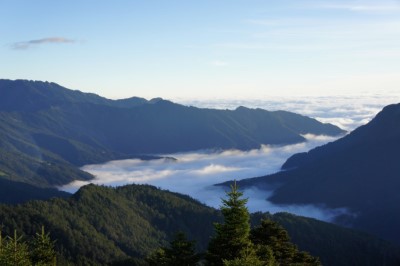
[
  {"xmin": 0, "ymin": 79, "xmax": 154, "ymax": 111},
  {"xmin": 0, "ymin": 79, "xmax": 344, "ymax": 187}
]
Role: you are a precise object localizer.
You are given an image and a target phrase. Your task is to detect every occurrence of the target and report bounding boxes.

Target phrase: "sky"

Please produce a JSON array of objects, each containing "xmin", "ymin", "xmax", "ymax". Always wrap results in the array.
[{"xmin": 1, "ymin": 0, "xmax": 400, "ymax": 100}]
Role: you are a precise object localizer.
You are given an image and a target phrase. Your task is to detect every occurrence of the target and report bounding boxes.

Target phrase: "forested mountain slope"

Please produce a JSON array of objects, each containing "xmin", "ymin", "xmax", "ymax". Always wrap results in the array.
[{"xmin": 0, "ymin": 184, "xmax": 399, "ymax": 265}]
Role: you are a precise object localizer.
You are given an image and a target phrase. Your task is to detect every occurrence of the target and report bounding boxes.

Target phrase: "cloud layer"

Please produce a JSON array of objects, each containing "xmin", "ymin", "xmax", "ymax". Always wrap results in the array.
[
  {"xmin": 61, "ymin": 134, "xmax": 345, "ymax": 221},
  {"xmin": 12, "ymin": 37, "xmax": 75, "ymax": 50},
  {"xmin": 60, "ymin": 95, "xmax": 398, "ymax": 222},
  {"xmin": 177, "ymin": 94, "xmax": 400, "ymax": 131}
]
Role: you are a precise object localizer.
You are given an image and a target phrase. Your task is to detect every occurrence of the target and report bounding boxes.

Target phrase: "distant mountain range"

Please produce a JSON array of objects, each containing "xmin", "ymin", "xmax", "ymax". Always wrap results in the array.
[
  {"xmin": 1, "ymin": 183, "xmax": 398, "ymax": 265},
  {"xmin": 0, "ymin": 79, "xmax": 344, "ymax": 187},
  {"xmin": 235, "ymin": 103, "xmax": 400, "ymax": 245}
]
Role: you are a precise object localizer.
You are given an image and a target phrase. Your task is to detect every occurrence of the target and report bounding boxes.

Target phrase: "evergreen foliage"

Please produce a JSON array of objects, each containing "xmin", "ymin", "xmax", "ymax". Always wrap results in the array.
[
  {"xmin": 31, "ymin": 226, "xmax": 57, "ymax": 265},
  {"xmin": 206, "ymin": 181, "xmax": 320, "ymax": 266},
  {"xmin": 250, "ymin": 219, "xmax": 320, "ymax": 265},
  {"xmin": 0, "ymin": 230, "xmax": 31, "ymax": 266},
  {"xmin": 206, "ymin": 181, "xmax": 252, "ymax": 265},
  {"xmin": 0, "ymin": 184, "xmax": 219, "ymax": 265},
  {"xmin": 0, "ymin": 184, "xmax": 399, "ymax": 265},
  {"xmin": 222, "ymin": 246, "xmax": 264, "ymax": 266},
  {"xmin": 147, "ymin": 232, "xmax": 200, "ymax": 266},
  {"xmin": 0, "ymin": 228, "xmax": 56, "ymax": 266}
]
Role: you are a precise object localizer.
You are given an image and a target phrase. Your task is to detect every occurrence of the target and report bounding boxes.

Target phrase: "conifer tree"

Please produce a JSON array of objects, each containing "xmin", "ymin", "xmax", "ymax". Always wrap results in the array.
[
  {"xmin": 147, "ymin": 231, "xmax": 199, "ymax": 266},
  {"xmin": 250, "ymin": 218, "xmax": 320, "ymax": 266},
  {"xmin": 222, "ymin": 246, "xmax": 263, "ymax": 266},
  {"xmin": 31, "ymin": 226, "xmax": 57, "ymax": 266},
  {"xmin": 0, "ymin": 227, "xmax": 57, "ymax": 266},
  {"xmin": 146, "ymin": 248, "xmax": 169, "ymax": 266},
  {"xmin": 0, "ymin": 230, "xmax": 31, "ymax": 266},
  {"xmin": 206, "ymin": 181, "xmax": 253, "ymax": 265}
]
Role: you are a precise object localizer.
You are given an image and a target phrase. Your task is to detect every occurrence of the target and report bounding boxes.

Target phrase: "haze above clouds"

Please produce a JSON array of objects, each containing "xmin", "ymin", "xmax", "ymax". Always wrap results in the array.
[{"xmin": 177, "ymin": 94, "xmax": 400, "ymax": 131}]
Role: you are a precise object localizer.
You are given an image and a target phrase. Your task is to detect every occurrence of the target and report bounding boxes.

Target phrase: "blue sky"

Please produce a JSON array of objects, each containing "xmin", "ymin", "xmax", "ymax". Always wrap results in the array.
[{"xmin": 1, "ymin": 0, "xmax": 400, "ymax": 99}]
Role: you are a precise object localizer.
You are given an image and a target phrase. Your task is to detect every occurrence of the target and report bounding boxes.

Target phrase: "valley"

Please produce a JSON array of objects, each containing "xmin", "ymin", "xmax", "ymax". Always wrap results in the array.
[
  {"xmin": 0, "ymin": 79, "xmax": 399, "ymax": 265},
  {"xmin": 3, "ymin": 1, "xmax": 400, "ymax": 264}
]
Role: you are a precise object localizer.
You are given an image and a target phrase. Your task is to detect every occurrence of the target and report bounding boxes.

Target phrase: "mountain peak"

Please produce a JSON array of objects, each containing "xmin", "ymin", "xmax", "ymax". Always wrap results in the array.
[{"xmin": 149, "ymin": 97, "xmax": 164, "ymax": 103}]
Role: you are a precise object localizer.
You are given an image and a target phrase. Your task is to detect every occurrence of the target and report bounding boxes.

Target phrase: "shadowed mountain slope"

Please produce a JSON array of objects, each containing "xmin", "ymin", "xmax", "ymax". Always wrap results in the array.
[
  {"xmin": 236, "ymin": 103, "xmax": 400, "ymax": 245},
  {"xmin": 0, "ymin": 79, "xmax": 344, "ymax": 187},
  {"xmin": 0, "ymin": 178, "xmax": 70, "ymax": 204}
]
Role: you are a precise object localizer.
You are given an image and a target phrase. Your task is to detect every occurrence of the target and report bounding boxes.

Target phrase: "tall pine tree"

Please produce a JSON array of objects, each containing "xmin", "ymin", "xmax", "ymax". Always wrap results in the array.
[{"xmin": 206, "ymin": 181, "xmax": 254, "ymax": 266}]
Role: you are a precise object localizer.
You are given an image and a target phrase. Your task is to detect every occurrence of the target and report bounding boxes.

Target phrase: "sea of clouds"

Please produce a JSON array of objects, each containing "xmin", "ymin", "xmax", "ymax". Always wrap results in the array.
[
  {"xmin": 61, "ymin": 93, "xmax": 400, "ymax": 222},
  {"xmin": 178, "ymin": 93, "xmax": 400, "ymax": 131}
]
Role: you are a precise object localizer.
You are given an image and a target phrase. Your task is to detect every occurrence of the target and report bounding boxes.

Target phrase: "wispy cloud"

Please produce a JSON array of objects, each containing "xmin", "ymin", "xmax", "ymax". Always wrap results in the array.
[
  {"xmin": 245, "ymin": 18, "xmax": 316, "ymax": 27},
  {"xmin": 12, "ymin": 37, "xmax": 75, "ymax": 50}
]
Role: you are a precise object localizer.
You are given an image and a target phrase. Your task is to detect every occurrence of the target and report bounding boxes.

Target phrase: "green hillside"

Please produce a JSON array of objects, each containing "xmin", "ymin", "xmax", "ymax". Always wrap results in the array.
[{"xmin": 0, "ymin": 184, "xmax": 398, "ymax": 265}]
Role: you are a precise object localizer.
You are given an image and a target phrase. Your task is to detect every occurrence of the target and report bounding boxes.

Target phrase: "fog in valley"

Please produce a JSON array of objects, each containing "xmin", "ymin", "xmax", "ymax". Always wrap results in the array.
[{"xmin": 61, "ymin": 95, "xmax": 399, "ymax": 222}]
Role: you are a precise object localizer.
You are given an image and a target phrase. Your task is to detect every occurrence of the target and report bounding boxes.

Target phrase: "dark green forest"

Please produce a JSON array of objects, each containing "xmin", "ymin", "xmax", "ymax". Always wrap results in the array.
[
  {"xmin": 0, "ymin": 227, "xmax": 57, "ymax": 265},
  {"xmin": 0, "ymin": 184, "xmax": 399, "ymax": 265},
  {"xmin": 205, "ymin": 182, "xmax": 320, "ymax": 265},
  {"xmin": 148, "ymin": 182, "xmax": 319, "ymax": 265}
]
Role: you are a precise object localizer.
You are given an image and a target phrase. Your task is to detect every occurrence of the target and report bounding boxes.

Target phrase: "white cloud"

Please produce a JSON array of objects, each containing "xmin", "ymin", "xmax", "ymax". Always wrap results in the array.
[
  {"xmin": 193, "ymin": 164, "xmax": 240, "ymax": 175},
  {"xmin": 243, "ymin": 187, "xmax": 353, "ymax": 222},
  {"xmin": 12, "ymin": 37, "xmax": 75, "ymax": 50},
  {"xmin": 60, "ymin": 133, "xmax": 343, "ymax": 221}
]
